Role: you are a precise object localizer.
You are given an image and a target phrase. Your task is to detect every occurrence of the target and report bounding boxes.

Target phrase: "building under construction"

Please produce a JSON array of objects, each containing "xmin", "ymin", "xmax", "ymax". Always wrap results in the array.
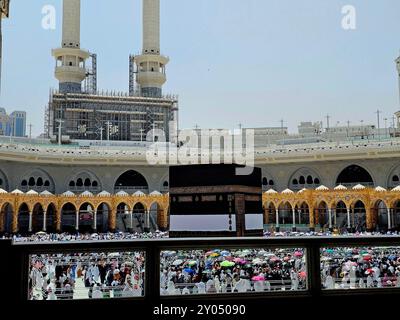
[{"xmin": 46, "ymin": 0, "xmax": 178, "ymax": 142}]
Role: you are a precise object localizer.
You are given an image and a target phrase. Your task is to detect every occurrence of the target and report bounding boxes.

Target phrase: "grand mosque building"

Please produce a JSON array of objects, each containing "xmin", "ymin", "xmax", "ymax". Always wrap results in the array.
[{"xmin": 1, "ymin": 0, "xmax": 400, "ymax": 235}]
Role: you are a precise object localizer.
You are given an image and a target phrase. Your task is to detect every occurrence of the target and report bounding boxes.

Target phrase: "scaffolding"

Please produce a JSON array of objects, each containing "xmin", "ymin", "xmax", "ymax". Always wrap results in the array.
[
  {"xmin": 47, "ymin": 91, "xmax": 178, "ymax": 142},
  {"xmin": 84, "ymin": 53, "xmax": 97, "ymax": 94}
]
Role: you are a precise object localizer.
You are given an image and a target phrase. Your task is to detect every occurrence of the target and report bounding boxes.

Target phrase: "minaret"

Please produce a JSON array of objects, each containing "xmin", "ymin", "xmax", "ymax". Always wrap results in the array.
[
  {"xmin": 135, "ymin": 0, "xmax": 169, "ymax": 98},
  {"xmin": 396, "ymin": 55, "xmax": 400, "ymax": 104},
  {"xmin": 0, "ymin": 0, "xmax": 10, "ymax": 96},
  {"xmin": 52, "ymin": 0, "xmax": 89, "ymax": 93}
]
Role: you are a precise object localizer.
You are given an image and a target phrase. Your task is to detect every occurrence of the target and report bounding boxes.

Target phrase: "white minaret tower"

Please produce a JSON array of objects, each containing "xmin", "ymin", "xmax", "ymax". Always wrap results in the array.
[
  {"xmin": 396, "ymin": 55, "xmax": 400, "ymax": 104},
  {"xmin": 395, "ymin": 55, "xmax": 400, "ymax": 128},
  {"xmin": 52, "ymin": 0, "xmax": 89, "ymax": 93},
  {"xmin": 135, "ymin": 0, "xmax": 169, "ymax": 97}
]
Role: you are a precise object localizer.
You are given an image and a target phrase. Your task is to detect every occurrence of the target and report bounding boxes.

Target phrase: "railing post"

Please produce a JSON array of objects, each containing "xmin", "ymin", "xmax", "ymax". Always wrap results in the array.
[
  {"xmin": 145, "ymin": 242, "xmax": 160, "ymax": 306},
  {"xmin": 308, "ymin": 240, "xmax": 322, "ymax": 299}
]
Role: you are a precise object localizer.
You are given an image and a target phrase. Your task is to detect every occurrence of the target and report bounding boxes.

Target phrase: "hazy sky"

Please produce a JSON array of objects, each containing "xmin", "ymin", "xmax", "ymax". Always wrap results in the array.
[{"xmin": 1, "ymin": 0, "xmax": 400, "ymax": 136}]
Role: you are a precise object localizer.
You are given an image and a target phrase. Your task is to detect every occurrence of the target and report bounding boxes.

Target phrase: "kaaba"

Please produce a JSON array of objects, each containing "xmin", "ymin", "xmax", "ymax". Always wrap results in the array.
[{"xmin": 169, "ymin": 164, "xmax": 263, "ymax": 237}]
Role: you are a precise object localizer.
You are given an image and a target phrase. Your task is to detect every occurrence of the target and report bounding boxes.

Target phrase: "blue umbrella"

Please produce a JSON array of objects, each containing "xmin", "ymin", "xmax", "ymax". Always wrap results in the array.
[{"xmin": 183, "ymin": 268, "xmax": 195, "ymax": 274}]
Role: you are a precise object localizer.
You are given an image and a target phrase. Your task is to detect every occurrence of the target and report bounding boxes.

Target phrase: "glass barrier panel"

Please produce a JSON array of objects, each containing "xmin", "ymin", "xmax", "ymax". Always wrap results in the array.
[
  {"xmin": 160, "ymin": 247, "xmax": 307, "ymax": 296},
  {"xmin": 321, "ymin": 246, "xmax": 400, "ymax": 290},
  {"xmin": 28, "ymin": 251, "xmax": 145, "ymax": 300}
]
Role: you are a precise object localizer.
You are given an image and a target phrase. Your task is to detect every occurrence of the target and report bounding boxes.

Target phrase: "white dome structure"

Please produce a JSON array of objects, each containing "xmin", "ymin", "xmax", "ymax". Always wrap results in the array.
[
  {"xmin": 375, "ymin": 186, "xmax": 387, "ymax": 192},
  {"xmin": 133, "ymin": 190, "xmax": 146, "ymax": 196},
  {"xmin": 150, "ymin": 190, "xmax": 162, "ymax": 196},
  {"xmin": 265, "ymin": 189, "xmax": 278, "ymax": 194},
  {"xmin": 352, "ymin": 184, "xmax": 366, "ymax": 190},
  {"xmin": 334, "ymin": 185, "xmax": 347, "ymax": 191},
  {"xmin": 62, "ymin": 191, "xmax": 75, "ymax": 197},
  {"xmin": 98, "ymin": 190, "xmax": 111, "ymax": 197},
  {"xmin": 80, "ymin": 191, "xmax": 94, "ymax": 197},
  {"xmin": 116, "ymin": 190, "xmax": 129, "ymax": 196},
  {"xmin": 40, "ymin": 190, "xmax": 53, "ymax": 196},
  {"xmin": 26, "ymin": 190, "xmax": 39, "ymax": 195},
  {"xmin": 282, "ymin": 188, "xmax": 294, "ymax": 194},
  {"xmin": 11, "ymin": 189, "xmax": 24, "ymax": 194},
  {"xmin": 316, "ymin": 185, "xmax": 329, "ymax": 191}
]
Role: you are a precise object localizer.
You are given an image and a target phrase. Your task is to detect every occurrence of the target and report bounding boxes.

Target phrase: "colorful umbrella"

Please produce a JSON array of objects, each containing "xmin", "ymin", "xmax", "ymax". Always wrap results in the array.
[
  {"xmin": 220, "ymin": 261, "xmax": 235, "ymax": 268},
  {"xmin": 252, "ymin": 275, "xmax": 265, "ymax": 281},
  {"xmin": 172, "ymin": 259, "xmax": 183, "ymax": 266}
]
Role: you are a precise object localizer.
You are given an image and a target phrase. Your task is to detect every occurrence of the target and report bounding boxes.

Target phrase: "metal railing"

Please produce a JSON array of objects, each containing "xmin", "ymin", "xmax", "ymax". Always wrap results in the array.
[{"xmin": 3, "ymin": 236, "xmax": 400, "ymax": 304}]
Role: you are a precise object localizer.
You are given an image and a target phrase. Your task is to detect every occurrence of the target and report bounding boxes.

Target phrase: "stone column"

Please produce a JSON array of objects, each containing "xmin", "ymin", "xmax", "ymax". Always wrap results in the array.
[
  {"xmin": 56, "ymin": 210, "xmax": 62, "ymax": 232},
  {"xmin": 309, "ymin": 206, "xmax": 315, "ymax": 231},
  {"xmin": 366, "ymin": 206, "xmax": 373, "ymax": 231},
  {"xmin": 328, "ymin": 208, "xmax": 333, "ymax": 231},
  {"xmin": 292, "ymin": 207, "xmax": 296, "ymax": 231},
  {"xmin": 264, "ymin": 207, "xmax": 269, "ymax": 225},
  {"xmin": 28, "ymin": 211, "xmax": 33, "ymax": 233},
  {"xmin": 388, "ymin": 208, "xmax": 392, "ymax": 230},
  {"xmin": 43, "ymin": 210, "xmax": 47, "ymax": 232},
  {"xmin": 93, "ymin": 209, "xmax": 97, "ymax": 231},
  {"xmin": 144, "ymin": 209, "xmax": 150, "ymax": 233},
  {"xmin": 346, "ymin": 207, "xmax": 351, "ymax": 231},
  {"xmin": 275, "ymin": 208, "xmax": 280, "ymax": 231},
  {"xmin": 109, "ymin": 208, "xmax": 116, "ymax": 232},
  {"xmin": 75, "ymin": 210, "xmax": 79, "ymax": 231}
]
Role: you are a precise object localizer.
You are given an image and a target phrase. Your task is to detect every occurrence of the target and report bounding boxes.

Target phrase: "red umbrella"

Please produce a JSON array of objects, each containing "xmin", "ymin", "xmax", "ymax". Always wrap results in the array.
[{"xmin": 298, "ymin": 271, "xmax": 307, "ymax": 279}]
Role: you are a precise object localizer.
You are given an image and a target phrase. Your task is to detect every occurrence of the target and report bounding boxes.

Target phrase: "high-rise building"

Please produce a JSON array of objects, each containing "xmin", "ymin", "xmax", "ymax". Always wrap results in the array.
[
  {"xmin": 10, "ymin": 110, "xmax": 26, "ymax": 137},
  {"xmin": 46, "ymin": 0, "xmax": 178, "ymax": 142}
]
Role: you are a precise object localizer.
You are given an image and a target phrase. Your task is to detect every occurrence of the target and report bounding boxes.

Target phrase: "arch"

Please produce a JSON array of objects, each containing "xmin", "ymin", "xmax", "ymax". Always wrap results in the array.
[
  {"xmin": 78, "ymin": 202, "xmax": 96, "ymax": 233},
  {"xmin": 334, "ymin": 201, "xmax": 348, "ymax": 232},
  {"xmin": 148, "ymin": 201, "xmax": 166, "ymax": 231},
  {"xmin": 295, "ymin": 202, "xmax": 310, "ymax": 226},
  {"xmin": 336, "ymin": 164, "xmax": 374, "ymax": 187},
  {"xmin": 0, "ymin": 202, "xmax": 13, "ymax": 233},
  {"xmin": 61, "ymin": 203, "xmax": 77, "ymax": 233},
  {"xmin": 36, "ymin": 177, "xmax": 43, "ymax": 187},
  {"xmin": 30, "ymin": 203, "xmax": 45, "ymax": 233},
  {"xmin": 0, "ymin": 169, "xmax": 9, "ymax": 191},
  {"xmin": 387, "ymin": 164, "xmax": 400, "ymax": 188},
  {"xmin": 316, "ymin": 201, "xmax": 329, "ymax": 230},
  {"xmin": 133, "ymin": 202, "xmax": 148, "ymax": 232},
  {"xmin": 114, "ymin": 170, "xmax": 149, "ymax": 193},
  {"xmin": 278, "ymin": 202, "xmax": 293, "ymax": 226},
  {"xmin": 288, "ymin": 167, "xmax": 322, "ymax": 190},
  {"xmin": 17, "ymin": 203, "xmax": 30, "ymax": 234},
  {"xmin": 261, "ymin": 169, "xmax": 276, "ymax": 191},
  {"xmin": 373, "ymin": 200, "xmax": 390, "ymax": 232},
  {"xmin": 263, "ymin": 202, "xmax": 276, "ymax": 226},
  {"xmin": 392, "ymin": 200, "xmax": 400, "ymax": 231},
  {"xmin": 352, "ymin": 200, "xmax": 367, "ymax": 232},
  {"xmin": 96, "ymin": 202, "xmax": 110, "ymax": 233},
  {"xmin": 115, "ymin": 202, "xmax": 131, "ymax": 233},
  {"xmin": 20, "ymin": 168, "xmax": 55, "ymax": 193},
  {"xmin": 46, "ymin": 203, "xmax": 57, "ymax": 233}
]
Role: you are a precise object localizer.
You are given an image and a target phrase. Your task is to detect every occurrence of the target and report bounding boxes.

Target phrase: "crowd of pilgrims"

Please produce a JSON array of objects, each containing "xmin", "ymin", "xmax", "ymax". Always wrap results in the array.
[
  {"xmin": 8, "ymin": 231, "xmax": 168, "ymax": 243},
  {"xmin": 3, "ymin": 230, "xmax": 400, "ymax": 243},
  {"xmin": 321, "ymin": 247, "xmax": 400, "ymax": 289},
  {"xmin": 29, "ymin": 252, "xmax": 145, "ymax": 300},
  {"xmin": 160, "ymin": 248, "xmax": 307, "ymax": 295}
]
